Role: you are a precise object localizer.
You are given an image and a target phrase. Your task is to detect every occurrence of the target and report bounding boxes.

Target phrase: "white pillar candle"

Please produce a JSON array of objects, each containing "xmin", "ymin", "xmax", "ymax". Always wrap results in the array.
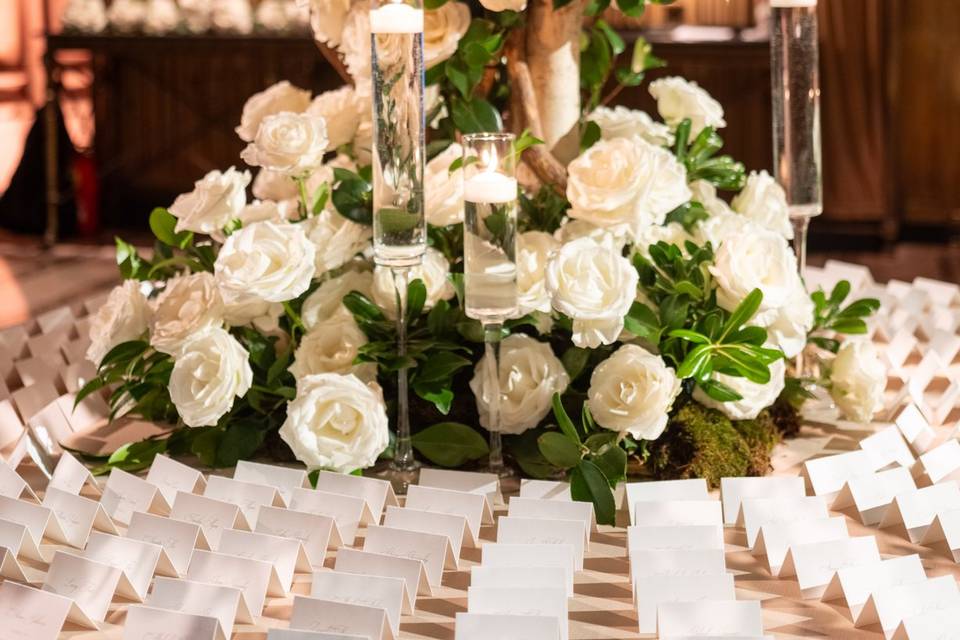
[
  {"xmin": 369, "ymin": 2, "xmax": 424, "ymax": 34},
  {"xmin": 464, "ymin": 171, "xmax": 518, "ymax": 205}
]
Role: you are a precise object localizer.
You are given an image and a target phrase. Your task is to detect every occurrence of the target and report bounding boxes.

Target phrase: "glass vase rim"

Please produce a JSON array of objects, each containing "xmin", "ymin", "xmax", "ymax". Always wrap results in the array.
[{"xmin": 462, "ymin": 132, "xmax": 516, "ymax": 144}]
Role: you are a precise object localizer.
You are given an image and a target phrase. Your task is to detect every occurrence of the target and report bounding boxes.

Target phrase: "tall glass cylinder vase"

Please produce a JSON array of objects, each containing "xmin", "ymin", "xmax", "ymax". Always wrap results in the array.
[
  {"xmin": 462, "ymin": 133, "xmax": 519, "ymax": 476},
  {"xmin": 370, "ymin": 0, "xmax": 426, "ymax": 492}
]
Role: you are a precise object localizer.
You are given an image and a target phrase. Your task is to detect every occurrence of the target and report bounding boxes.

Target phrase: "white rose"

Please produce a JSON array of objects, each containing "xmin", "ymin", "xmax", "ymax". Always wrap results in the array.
[
  {"xmin": 649, "ymin": 76, "xmax": 726, "ymax": 138},
  {"xmin": 424, "ymin": 2, "xmax": 471, "ymax": 68},
  {"xmin": 144, "ymin": 0, "xmax": 180, "ymax": 34},
  {"xmin": 731, "ymin": 170, "xmax": 793, "ymax": 240},
  {"xmin": 86, "ymin": 281, "xmax": 151, "ymax": 364},
  {"xmin": 221, "ymin": 291, "xmax": 284, "ymax": 333},
  {"xmin": 830, "ymin": 340, "xmax": 886, "ymax": 423},
  {"xmin": 241, "ymin": 111, "xmax": 329, "ymax": 176},
  {"xmin": 545, "ymin": 237, "xmax": 638, "ymax": 349},
  {"xmin": 211, "ymin": 0, "xmax": 254, "ymax": 34},
  {"xmin": 302, "ymin": 210, "xmax": 372, "ymax": 274},
  {"xmin": 693, "ymin": 357, "xmax": 787, "ymax": 420},
  {"xmin": 290, "ymin": 315, "xmax": 375, "ymax": 381},
  {"xmin": 236, "ymin": 80, "xmax": 311, "ymax": 142},
  {"xmin": 587, "ymin": 344, "xmax": 681, "ymax": 439},
  {"xmin": 587, "ymin": 105, "xmax": 674, "ymax": 146},
  {"xmin": 566, "ymin": 137, "xmax": 690, "ymax": 236},
  {"xmin": 237, "ymin": 199, "xmax": 294, "ymax": 226},
  {"xmin": 424, "ymin": 143, "xmax": 464, "ymax": 227},
  {"xmin": 470, "ymin": 334, "xmax": 569, "ymax": 434},
  {"xmin": 178, "ymin": 0, "xmax": 212, "ymax": 32},
  {"xmin": 478, "ymin": 0, "xmax": 526, "ymax": 11},
  {"xmin": 151, "ymin": 272, "xmax": 224, "ymax": 355},
  {"xmin": 689, "ymin": 179, "xmax": 734, "ymax": 219},
  {"xmin": 709, "ymin": 227, "xmax": 803, "ymax": 317},
  {"xmin": 761, "ymin": 284, "xmax": 813, "ymax": 359},
  {"xmin": 302, "ymin": 270, "xmax": 374, "ymax": 329},
  {"xmin": 256, "ymin": 0, "xmax": 292, "ymax": 31},
  {"xmin": 352, "ymin": 116, "xmax": 373, "ymax": 165},
  {"xmin": 372, "ymin": 248, "xmax": 455, "ymax": 319},
  {"xmin": 279, "ymin": 373, "xmax": 389, "ymax": 472},
  {"xmin": 63, "ymin": 0, "xmax": 108, "ymax": 32},
  {"xmin": 633, "ymin": 222, "xmax": 694, "ymax": 260},
  {"xmin": 169, "ymin": 166, "xmax": 250, "ymax": 236},
  {"xmin": 106, "ymin": 0, "xmax": 146, "ymax": 32},
  {"xmin": 554, "ymin": 218, "xmax": 632, "ymax": 253},
  {"xmin": 169, "ymin": 326, "xmax": 253, "ymax": 427},
  {"xmin": 339, "ymin": 3, "xmax": 372, "ymax": 84},
  {"xmin": 252, "ymin": 168, "xmax": 299, "ymax": 201},
  {"xmin": 215, "ymin": 220, "xmax": 316, "ymax": 303},
  {"xmin": 517, "ymin": 231, "xmax": 559, "ymax": 316},
  {"xmin": 307, "ymin": 0, "xmax": 352, "ymax": 46},
  {"xmin": 306, "ymin": 86, "xmax": 362, "ymax": 151}
]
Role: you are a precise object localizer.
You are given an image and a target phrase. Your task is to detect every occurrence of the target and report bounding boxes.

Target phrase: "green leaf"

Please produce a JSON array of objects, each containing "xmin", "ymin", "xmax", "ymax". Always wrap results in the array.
[
  {"xmin": 416, "ymin": 386, "xmax": 455, "ymax": 414},
  {"xmin": 190, "ymin": 428, "xmax": 221, "ymax": 467},
  {"xmin": 510, "ymin": 129, "xmax": 545, "ymax": 165},
  {"xmin": 149, "ymin": 208, "xmax": 193, "ymax": 249},
  {"xmin": 510, "ymin": 429, "xmax": 557, "ymax": 478},
  {"xmin": 537, "ymin": 432, "xmax": 582, "ymax": 469},
  {"xmin": 698, "ymin": 378, "xmax": 743, "ymax": 402},
  {"xmin": 616, "ymin": 0, "xmax": 646, "ymax": 18},
  {"xmin": 405, "ymin": 279, "xmax": 428, "ymax": 325},
  {"xmin": 414, "ymin": 351, "xmax": 471, "ymax": 384},
  {"xmin": 98, "ymin": 340, "xmax": 149, "ymax": 371},
  {"xmin": 591, "ymin": 439, "xmax": 627, "ymax": 486},
  {"xmin": 810, "ymin": 336, "xmax": 841, "ymax": 353},
  {"xmin": 216, "ymin": 420, "xmax": 266, "ymax": 467},
  {"xmin": 331, "ymin": 168, "xmax": 373, "ymax": 225},
  {"xmin": 423, "ymin": 0, "xmax": 448, "ymax": 8},
  {"xmin": 571, "ymin": 460, "xmax": 616, "ymax": 526},
  {"xmin": 721, "ymin": 288, "xmax": 763, "ymax": 338},
  {"xmin": 624, "ymin": 302, "xmax": 662, "ymax": 343},
  {"xmin": 561, "ymin": 347, "xmax": 590, "ymax": 382},
  {"xmin": 115, "ymin": 237, "xmax": 151, "ymax": 280},
  {"xmin": 412, "ymin": 422, "xmax": 489, "ymax": 467},
  {"xmin": 580, "ymin": 120, "xmax": 602, "ymax": 152},
  {"xmin": 451, "ymin": 98, "xmax": 503, "ymax": 134},
  {"xmin": 677, "ymin": 343, "xmax": 713, "ymax": 379},
  {"xmin": 667, "ymin": 329, "xmax": 710, "ymax": 344},
  {"xmin": 595, "ymin": 19, "xmax": 625, "ymax": 55},
  {"xmin": 673, "ymin": 119, "xmax": 692, "ymax": 161},
  {"xmin": 551, "ymin": 393, "xmax": 582, "ymax": 445}
]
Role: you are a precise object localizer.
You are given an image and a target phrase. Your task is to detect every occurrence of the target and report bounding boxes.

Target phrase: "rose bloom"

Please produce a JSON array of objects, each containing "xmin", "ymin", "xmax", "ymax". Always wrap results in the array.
[
  {"xmin": 516, "ymin": 231, "xmax": 559, "ymax": 316},
  {"xmin": 689, "ymin": 179, "xmax": 734, "ymax": 219},
  {"xmin": 554, "ymin": 218, "xmax": 632, "ymax": 254},
  {"xmin": 760, "ymin": 284, "xmax": 814, "ymax": 359},
  {"xmin": 236, "ymin": 80, "xmax": 310, "ymax": 143},
  {"xmin": 62, "ymin": 0, "xmax": 108, "ymax": 32},
  {"xmin": 290, "ymin": 315, "xmax": 376, "ymax": 381},
  {"xmin": 302, "ymin": 209, "xmax": 373, "ymax": 274},
  {"xmin": 649, "ymin": 76, "xmax": 726, "ymax": 138},
  {"xmin": 339, "ymin": 2, "xmax": 373, "ymax": 84},
  {"xmin": 307, "ymin": 0, "xmax": 352, "ymax": 46},
  {"xmin": 221, "ymin": 290, "xmax": 284, "ymax": 333},
  {"xmin": 86, "ymin": 281, "xmax": 152, "ymax": 364},
  {"xmin": 215, "ymin": 220, "xmax": 316, "ymax": 303},
  {"xmin": 306, "ymin": 85, "xmax": 363, "ymax": 151},
  {"xmin": 372, "ymin": 248, "xmax": 455, "ymax": 319},
  {"xmin": 144, "ymin": 0, "xmax": 181, "ymax": 35},
  {"xmin": 240, "ymin": 111, "xmax": 329, "ymax": 176},
  {"xmin": 731, "ymin": 170, "xmax": 793, "ymax": 240},
  {"xmin": 693, "ymin": 357, "xmax": 787, "ymax": 421},
  {"xmin": 470, "ymin": 334, "xmax": 569, "ymax": 434},
  {"xmin": 478, "ymin": 0, "xmax": 526, "ymax": 11},
  {"xmin": 830, "ymin": 340, "xmax": 886, "ymax": 423},
  {"xmin": 301, "ymin": 269, "xmax": 374, "ymax": 330},
  {"xmin": 587, "ymin": 105, "xmax": 674, "ymax": 146},
  {"xmin": 106, "ymin": 0, "xmax": 146, "ymax": 32},
  {"xmin": 588, "ymin": 344, "xmax": 681, "ymax": 439},
  {"xmin": 566, "ymin": 136, "xmax": 690, "ymax": 236},
  {"xmin": 169, "ymin": 326, "xmax": 252, "ymax": 427},
  {"xmin": 424, "ymin": 2, "xmax": 471, "ymax": 68},
  {"xmin": 424, "ymin": 143, "xmax": 464, "ymax": 227},
  {"xmin": 151, "ymin": 272, "xmax": 225, "ymax": 355},
  {"xmin": 211, "ymin": 0, "xmax": 254, "ymax": 34},
  {"xmin": 179, "ymin": 0, "xmax": 212, "ymax": 32},
  {"xmin": 279, "ymin": 373, "xmax": 390, "ymax": 472},
  {"xmin": 168, "ymin": 166, "xmax": 251, "ymax": 236},
  {"xmin": 545, "ymin": 236, "xmax": 639, "ymax": 349},
  {"xmin": 252, "ymin": 168, "xmax": 299, "ymax": 202},
  {"xmin": 256, "ymin": 0, "xmax": 296, "ymax": 31}
]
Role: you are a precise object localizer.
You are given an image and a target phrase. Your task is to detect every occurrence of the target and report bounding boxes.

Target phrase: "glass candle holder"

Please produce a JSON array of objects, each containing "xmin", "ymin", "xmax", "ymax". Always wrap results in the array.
[{"xmin": 462, "ymin": 133, "xmax": 518, "ymax": 476}]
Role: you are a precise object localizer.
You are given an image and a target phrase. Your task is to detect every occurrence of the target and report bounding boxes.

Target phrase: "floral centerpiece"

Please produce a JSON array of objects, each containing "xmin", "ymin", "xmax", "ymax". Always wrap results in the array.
[{"xmin": 77, "ymin": 0, "xmax": 884, "ymax": 522}]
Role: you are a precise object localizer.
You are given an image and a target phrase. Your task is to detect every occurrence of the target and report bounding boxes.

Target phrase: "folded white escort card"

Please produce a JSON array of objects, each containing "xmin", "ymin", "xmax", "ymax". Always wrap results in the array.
[
  {"xmin": 0, "ymin": 546, "xmax": 29, "ymax": 582},
  {"xmin": 720, "ymin": 476, "xmax": 805, "ymax": 525},
  {"xmin": 0, "ymin": 580, "xmax": 72, "ymax": 640},
  {"xmin": 891, "ymin": 604, "xmax": 960, "ymax": 640},
  {"xmin": 801, "ymin": 450, "xmax": 875, "ymax": 499},
  {"xmin": 290, "ymin": 596, "xmax": 395, "ymax": 640},
  {"xmin": 48, "ymin": 451, "xmax": 99, "ymax": 495},
  {"xmin": 832, "ymin": 466, "xmax": 917, "ymax": 525},
  {"xmin": 455, "ymin": 612, "xmax": 560, "ymax": 640},
  {"xmin": 0, "ymin": 458, "xmax": 36, "ymax": 501},
  {"xmin": 419, "ymin": 468, "xmax": 501, "ymax": 509},
  {"xmin": 778, "ymin": 536, "xmax": 881, "ymax": 599},
  {"xmin": 218, "ymin": 527, "xmax": 310, "ymax": 592},
  {"xmin": 363, "ymin": 524, "xmax": 454, "ymax": 586},
  {"xmin": 627, "ymin": 524, "xmax": 724, "ymax": 552},
  {"xmin": 738, "ymin": 496, "xmax": 830, "ymax": 547},
  {"xmin": 147, "ymin": 576, "xmax": 253, "ymax": 633},
  {"xmin": 404, "ymin": 483, "xmax": 488, "ymax": 538},
  {"xmin": 480, "ymin": 543, "xmax": 576, "ymax": 597},
  {"xmin": 43, "ymin": 550, "xmax": 122, "ymax": 627},
  {"xmin": 289, "ymin": 487, "xmax": 367, "ymax": 546},
  {"xmin": 0, "ymin": 517, "xmax": 44, "ymax": 562},
  {"xmin": 919, "ymin": 508, "xmax": 960, "ymax": 561},
  {"xmin": 269, "ymin": 631, "xmax": 366, "ymax": 640},
  {"xmin": 384, "ymin": 504, "xmax": 475, "ymax": 559},
  {"xmin": 894, "ymin": 404, "xmax": 937, "ymax": 455},
  {"xmin": 623, "ymin": 478, "xmax": 708, "ymax": 522},
  {"xmin": 859, "ymin": 426, "xmax": 916, "ymax": 471},
  {"xmin": 85, "ymin": 530, "xmax": 177, "ymax": 600},
  {"xmin": 256, "ymin": 504, "xmax": 341, "ymax": 568},
  {"xmin": 632, "ymin": 499, "xmax": 722, "ymax": 531},
  {"xmin": 657, "ymin": 600, "xmax": 764, "ymax": 638},
  {"xmin": 101, "ymin": 467, "xmax": 170, "ymax": 525},
  {"xmin": 470, "ymin": 565, "xmax": 567, "ymax": 592},
  {"xmin": 187, "ymin": 548, "xmax": 283, "ymax": 615},
  {"xmin": 879, "ymin": 481, "xmax": 960, "ymax": 542},
  {"xmin": 821, "ymin": 554, "xmax": 927, "ymax": 621},
  {"xmin": 634, "ymin": 574, "xmax": 736, "ymax": 635},
  {"xmin": 126, "ymin": 510, "xmax": 208, "ymax": 575},
  {"xmin": 629, "ymin": 548, "xmax": 726, "ymax": 581},
  {"xmin": 913, "ymin": 439, "xmax": 960, "ymax": 486},
  {"xmin": 753, "ymin": 516, "xmax": 848, "ymax": 575},
  {"xmin": 507, "ymin": 495, "xmax": 596, "ymax": 535},
  {"xmin": 42, "ymin": 486, "xmax": 117, "ymax": 547},
  {"xmin": 0, "ymin": 493, "xmax": 69, "ymax": 546},
  {"xmin": 146, "ymin": 454, "xmax": 206, "ymax": 504},
  {"xmin": 519, "ymin": 479, "xmax": 571, "ymax": 501},
  {"xmin": 203, "ymin": 475, "xmax": 283, "ymax": 527},
  {"xmin": 123, "ymin": 604, "xmax": 224, "ymax": 640},
  {"xmin": 170, "ymin": 490, "xmax": 249, "ymax": 547},
  {"xmin": 467, "ymin": 586, "xmax": 568, "ymax": 640},
  {"xmin": 314, "ymin": 470, "xmax": 397, "ymax": 518},
  {"xmin": 496, "ymin": 515, "xmax": 586, "ymax": 570},
  {"xmin": 311, "ymin": 569, "xmax": 407, "ymax": 633},
  {"xmin": 334, "ymin": 547, "xmax": 431, "ymax": 610},
  {"xmin": 856, "ymin": 575, "xmax": 960, "ymax": 637}
]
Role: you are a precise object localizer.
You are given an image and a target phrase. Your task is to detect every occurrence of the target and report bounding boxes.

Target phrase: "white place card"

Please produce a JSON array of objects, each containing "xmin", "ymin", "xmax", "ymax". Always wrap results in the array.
[
  {"xmin": 860, "ymin": 426, "xmax": 916, "ymax": 471},
  {"xmin": 720, "ymin": 476, "xmax": 805, "ymax": 525},
  {"xmin": 928, "ymin": 329, "xmax": 960, "ymax": 365},
  {"xmin": 36, "ymin": 306, "xmax": 74, "ymax": 334},
  {"xmin": 892, "ymin": 605, "xmax": 960, "ymax": 640},
  {"xmin": 0, "ymin": 493, "xmax": 68, "ymax": 545},
  {"xmin": 60, "ymin": 361, "xmax": 97, "ymax": 395},
  {"xmin": 1, "ymin": 431, "xmax": 28, "ymax": 470},
  {"xmin": 632, "ymin": 499, "xmax": 722, "ymax": 531},
  {"xmin": 821, "ymin": 554, "xmax": 927, "ymax": 621},
  {"xmin": 42, "ymin": 486, "xmax": 117, "ymax": 547},
  {"xmin": 170, "ymin": 490, "xmax": 248, "ymax": 548},
  {"xmin": 895, "ymin": 404, "xmax": 937, "ymax": 455},
  {"xmin": 629, "ymin": 548, "xmax": 726, "ymax": 580},
  {"xmin": 0, "ymin": 399, "xmax": 23, "ymax": 451},
  {"xmin": 739, "ymin": 496, "xmax": 830, "ymax": 547},
  {"xmin": 256, "ymin": 504, "xmax": 341, "ymax": 568},
  {"xmin": 779, "ymin": 536, "xmax": 881, "ymax": 599},
  {"xmin": 455, "ymin": 612, "xmax": 560, "ymax": 640},
  {"xmin": 269, "ymin": 631, "xmax": 366, "ymax": 640},
  {"xmin": 187, "ymin": 548, "xmax": 281, "ymax": 615},
  {"xmin": 753, "ymin": 516, "xmax": 848, "ymax": 575},
  {"xmin": 0, "ymin": 580, "xmax": 73, "ymax": 640},
  {"xmin": 101, "ymin": 467, "xmax": 170, "ymax": 525},
  {"xmin": 635, "ymin": 574, "xmax": 736, "ymax": 635},
  {"xmin": 470, "ymin": 565, "xmax": 567, "ymax": 592},
  {"xmin": 657, "ymin": 600, "xmax": 764, "ymax": 638},
  {"xmin": 920, "ymin": 508, "xmax": 960, "ymax": 561},
  {"xmin": 334, "ymin": 547, "xmax": 431, "ymax": 610},
  {"xmin": 480, "ymin": 543, "xmax": 575, "ymax": 597},
  {"xmin": 363, "ymin": 524, "xmax": 454, "ymax": 586},
  {"xmin": 314, "ymin": 471, "xmax": 398, "ymax": 520},
  {"xmin": 519, "ymin": 479, "xmax": 571, "ymax": 501},
  {"xmin": 508, "ymin": 495, "xmax": 596, "ymax": 535},
  {"xmin": 123, "ymin": 604, "xmax": 224, "ymax": 640},
  {"xmin": 384, "ymin": 505, "xmax": 473, "ymax": 560},
  {"xmin": 914, "ymin": 439, "xmax": 960, "ymax": 485},
  {"xmin": 235, "ymin": 459, "xmax": 308, "ymax": 505},
  {"xmin": 25, "ymin": 397, "xmax": 72, "ymax": 458},
  {"xmin": 856, "ymin": 575, "xmax": 960, "ymax": 637},
  {"xmin": 15, "ymin": 357, "xmax": 60, "ymax": 388},
  {"xmin": 311, "ymin": 570, "xmax": 407, "ymax": 633},
  {"xmin": 146, "ymin": 454, "xmax": 206, "ymax": 505},
  {"xmin": 907, "ymin": 351, "xmax": 944, "ymax": 397},
  {"xmin": 912, "ymin": 276, "xmax": 960, "ymax": 304},
  {"xmin": 87, "ymin": 530, "xmax": 176, "ymax": 600},
  {"xmin": 203, "ymin": 474, "xmax": 282, "ymax": 527},
  {"xmin": 54, "ymin": 392, "xmax": 108, "ymax": 432},
  {"xmin": 802, "ymin": 450, "xmax": 875, "ymax": 498},
  {"xmin": 48, "ymin": 451, "xmax": 99, "ymax": 495},
  {"xmin": 0, "ymin": 458, "xmax": 36, "ymax": 500},
  {"xmin": 290, "ymin": 487, "xmax": 367, "ymax": 546},
  {"xmin": 627, "ymin": 524, "xmax": 724, "ymax": 552},
  {"xmin": 879, "ymin": 481, "xmax": 960, "ymax": 542},
  {"xmin": 127, "ymin": 510, "xmax": 208, "ymax": 575},
  {"xmin": 0, "ymin": 517, "xmax": 44, "ymax": 562},
  {"xmin": 930, "ymin": 380, "xmax": 960, "ymax": 427},
  {"xmin": 0, "ymin": 546, "xmax": 28, "ymax": 581},
  {"xmin": 496, "ymin": 515, "xmax": 586, "ymax": 570},
  {"xmin": 824, "ymin": 260, "xmax": 874, "ymax": 291},
  {"xmin": 623, "ymin": 478, "xmax": 708, "ymax": 520},
  {"xmin": 217, "ymin": 528, "xmax": 309, "ymax": 592},
  {"xmin": 15, "ymin": 382, "xmax": 62, "ymax": 425},
  {"xmin": 419, "ymin": 468, "xmax": 501, "ymax": 511},
  {"xmin": 404, "ymin": 484, "xmax": 487, "ymax": 540},
  {"xmin": 290, "ymin": 596, "xmax": 395, "ymax": 640},
  {"xmin": 43, "ymin": 550, "xmax": 121, "ymax": 625},
  {"xmin": 148, "ymin": 576, "xmax": 254, "ymax": 634},
  {"xmin": 468, "ymin": 586, "xmax": 568, "ymax": 640},
  {"xmin": 833, "ymin": 466, "xmax": 917, "ymax": 526}
]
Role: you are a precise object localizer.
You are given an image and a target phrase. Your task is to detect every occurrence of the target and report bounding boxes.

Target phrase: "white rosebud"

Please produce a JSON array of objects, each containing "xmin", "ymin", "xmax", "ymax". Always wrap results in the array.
[
  {"xmin": 587, "ymin": 105, "xmax": 674, "ymax": 146},
  {"xmin": 236, "ymin": 80, "xmax": 311, "ymax": 143},
  {"xmin": 63, "ymin": 0, "xmax": 108, "ymax": 32},
  {"xmin": 169, "ymin": 326, "xmax": 253, "ymax": 427},
  {"xmin": 302, "ymin": 209, "xmax": 372, "ymax": 275},
  {"xmin": 760, "ymin": 284, "xmax": 814, "ymax": 359},
  {"xmin": 587, "ymin": 344, "xmax": 681, "ymax": 439},
  {"xmin": 144, "ymin": 0, "xmax": 181, "ymax": 34},
  {"xmin": 424, "ymin": 3, "xmax": 471, "ymax": 68},
  {"xmin": 693, "ymin": 357, "xmax": 787, "ymax": 421},
  {"xmin": 279, "ymin": 373, "xmax": 389, "ymax": 472},
  {"xmin": 516, "ymin": 231, "xmax": 559, "ymax": 316},
  {"xmin": 301, "ymin": 270, "xmax": 374, "ymax": 330},
  {"xmin": 649, "ymin": 76, "xmax": 726, "ymax": 138},
  {"xmin": 478, "ymin": 0, "xmax": 526, "ymax": 11},
  {"xmin": 290, "ymin": 315, "xmax": 375, "ymax": 381},
  {"xmin": 372, "ymin": 248, "xmax": 455, "ymax": 319},
  {"xmin": 169, "ymin": 167, "xmax": 251, "ymax": 236},
  {"xmin": 545, "ymin": 237, "xmax": 638, "ymax": 349},
  {"xmin": 306, "ymin": 86, "xmax": 363, "ymax": 151},
  {"xmin": 830, "ymin": 340, "xmax": 886, "ymax": 423},
  {"xmin": 151, "ymin": 272, "xmax": 224, "ymax": 355},
  {"xmin": 307, "ymin": 0, "xmax": 352, "ymax": 46},
  {"xmin": 86, "ymin": 281, "xmax": 152, "ymax": 364},
  {"xmin": 424, "ymin": 143, "xmax": 464, "ymax": 227},
  {"xmin": 215, "ymin": 220, "xmax": 316, "ymax": 303},
  {"xmin": 106, "ymin": 0, "xmax": 146, "ymax": 32},
  {"xmin": 241, "ymin": 111, "xmax": 329, "ymax": 176},
  {"xmin": 470, "ymin": 334, "xmax": 569, "ymax": 434},
  {"xmin": 731, "ymin": 170, "xmax": 793, "ymax": 239}
]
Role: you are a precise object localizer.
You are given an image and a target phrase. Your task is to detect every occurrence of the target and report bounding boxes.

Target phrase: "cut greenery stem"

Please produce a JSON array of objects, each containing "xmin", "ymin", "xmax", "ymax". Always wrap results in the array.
[
  {"xmin": 389, "ymin": 265, "xmax": 420, "ymax": 486},
  {"xmin": 481, "ymin": 321, "xmax": 512, "ymax": 476}
]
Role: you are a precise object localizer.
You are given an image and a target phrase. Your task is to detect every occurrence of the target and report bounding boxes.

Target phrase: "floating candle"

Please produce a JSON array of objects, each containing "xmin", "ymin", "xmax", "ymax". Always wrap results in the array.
[
  {"xmin": 464, "ymin": 171, "xmax": 518, "ymax": 205},
  {"xmin": 369, "ymin": 2, "xmax": 424, "ymax": 34}
]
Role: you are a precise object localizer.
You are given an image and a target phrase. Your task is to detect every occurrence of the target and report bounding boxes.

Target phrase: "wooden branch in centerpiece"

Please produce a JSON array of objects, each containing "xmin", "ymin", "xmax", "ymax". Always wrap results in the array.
[{"xmin": 313, "ymin": 40, "xmax": 352, "ymax": 86}]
